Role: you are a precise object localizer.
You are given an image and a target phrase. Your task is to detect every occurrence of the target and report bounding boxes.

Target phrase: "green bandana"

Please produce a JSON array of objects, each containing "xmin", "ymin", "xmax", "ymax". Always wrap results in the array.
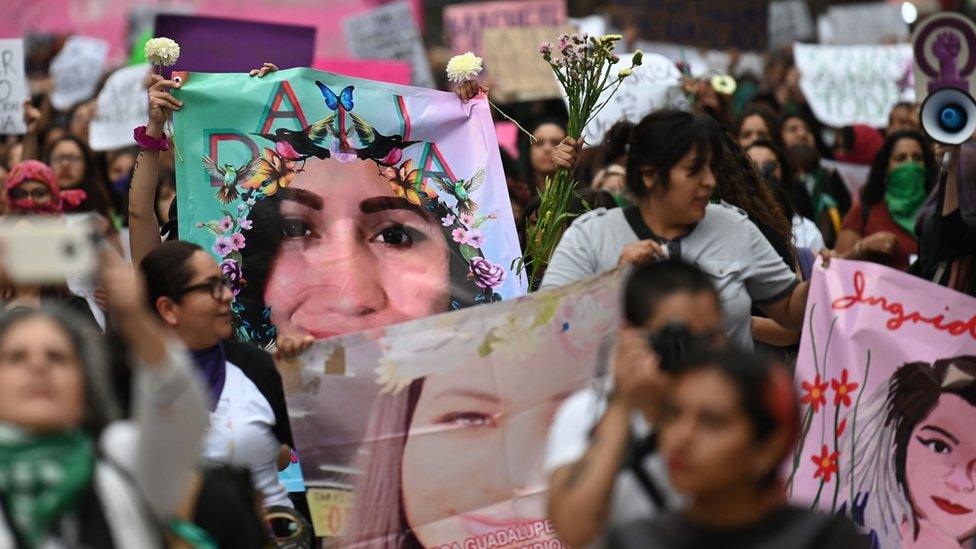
[
  {"xmin": 885, "ymin": 163, "xmax": 927, "ymax": 234},
  {"xmin": 0, "ymin": 423, "xmax": 95, "ymax": 548}
]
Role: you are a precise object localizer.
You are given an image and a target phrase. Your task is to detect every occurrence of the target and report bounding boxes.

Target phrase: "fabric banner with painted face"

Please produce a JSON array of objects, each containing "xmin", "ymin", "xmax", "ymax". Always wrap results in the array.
[
  {"xmin": 280, "ymin": 267, "xmax": 622, "ymax": 544},
  {"xmin": 172, "ymin": 68, "xmax": 526, "ymax": 347},
  {"xmin": 788, "ymin": 259, "xmax": 976, "ymax": 548}
]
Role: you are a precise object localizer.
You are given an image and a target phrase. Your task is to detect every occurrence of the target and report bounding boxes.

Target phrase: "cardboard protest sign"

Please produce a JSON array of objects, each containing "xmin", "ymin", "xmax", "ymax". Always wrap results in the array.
[
  {"xmin": 768, "ymin": 0, "xmax": 815, "ymax": 51},
  {"xmin": 0, "ymin": 39, "xmax": 27, "ymax": 135},
  {"xmin": 88, "ymin": 63, "xmax": 150, "ymax": 151},
  {"xmin": 576, "ymin": 53, "xmax": 682, "ymax": 146},
  {"xmin": 481, "ymin": 25, "xmax": 570, "ymax": 103},
  {"xmin": 49, "ymin": 35, "xmax": 109, "ymax": 110},
  {"xmin": 443, "ymin": 0, "xmax": 568, "ymax": 59},
  {"xmin": 788, "ymin": 259, "xmax": 976, "ymax": 548},
  {"xmin": 342, "ymin": 0, "xmax": 434, "ymax": 89},
  {"xmin": 153, "ymin": 14, "xmax": 315, "ymax": 78},
  {"xmin": 313, "ymin": 58, "xmax": 411, "ymax": 85},
  {"xmin": 824, "ymin": 2, "xmax": 908, "ymax": 46},
  {"xmin": 281, "ymin": 267, "xmax": 623, "ymax": 542},
  {"xmin": 794, "ymin": 43, "xmax": 914, "ymax": 128},
  {"xmin": 172, "ymin": 68, "xmax": 527, "ymax": 347},
  {"xmin": 610, "ymin": 0, "xmax": 768, "ymax": 51}
]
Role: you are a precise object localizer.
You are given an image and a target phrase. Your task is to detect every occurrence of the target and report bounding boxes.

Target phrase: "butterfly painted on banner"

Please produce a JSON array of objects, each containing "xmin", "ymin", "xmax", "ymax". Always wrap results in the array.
[{"xmin": 315, "ymin": 82, "xmax": 355, "ymax": 112}]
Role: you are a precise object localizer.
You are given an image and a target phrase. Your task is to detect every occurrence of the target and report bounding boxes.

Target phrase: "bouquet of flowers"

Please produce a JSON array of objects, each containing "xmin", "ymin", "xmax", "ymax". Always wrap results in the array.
[{"xmin": 521, "ymin": 33, "xmax": 641, "ymax": 289}]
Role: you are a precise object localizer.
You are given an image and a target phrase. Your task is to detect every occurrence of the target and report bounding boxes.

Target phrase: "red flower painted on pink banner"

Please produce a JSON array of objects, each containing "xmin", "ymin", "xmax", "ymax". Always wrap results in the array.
[
  {"xmin": 801, "ymin": 375, "xmax": 829, "ymax": 412},
  {"xmin": 831, "ymin": 369, "xmax": 859, "ymax": 408},
  {"xmin": 811, "ymin": 445, "xmax": 840, "ymax": 483}
]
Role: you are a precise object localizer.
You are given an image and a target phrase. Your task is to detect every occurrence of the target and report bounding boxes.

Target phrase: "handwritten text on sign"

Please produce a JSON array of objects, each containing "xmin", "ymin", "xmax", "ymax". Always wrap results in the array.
[
  {"xmin": 0, "ymin": 39, "xmax": 27, "ymax": 135},
  {"xmin": 443, "ymin": 0, "xmax": 568, "ymax": 58},
  {"xmin": 794, "ymin": 43, "xmax": 914, "ymax": 128},
  {"xmin": 89, "ymin": 63, "xmax": 151, "ymax": 151},
  {"xmin": 49, "ymin": 35, "xmax": 110, "ymax": 111}
]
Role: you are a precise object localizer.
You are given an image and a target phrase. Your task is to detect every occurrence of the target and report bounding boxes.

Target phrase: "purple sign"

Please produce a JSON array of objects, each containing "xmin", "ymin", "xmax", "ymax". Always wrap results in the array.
[{"xmin": 154, "ymin": 14, "xmax": 316, "ymax": 77}]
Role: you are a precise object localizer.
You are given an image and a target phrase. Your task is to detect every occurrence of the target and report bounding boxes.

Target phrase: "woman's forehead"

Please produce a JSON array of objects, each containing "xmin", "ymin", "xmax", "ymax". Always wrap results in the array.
[{"xmin": 292, "ymin": 158, "xmax": 391, "ymax": 198}]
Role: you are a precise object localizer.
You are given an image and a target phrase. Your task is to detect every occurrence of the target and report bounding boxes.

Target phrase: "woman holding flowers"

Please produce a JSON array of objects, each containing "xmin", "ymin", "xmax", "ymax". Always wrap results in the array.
[{"xmin": 541, "ymin": 109, "xmax": 813, "ymax": 351}]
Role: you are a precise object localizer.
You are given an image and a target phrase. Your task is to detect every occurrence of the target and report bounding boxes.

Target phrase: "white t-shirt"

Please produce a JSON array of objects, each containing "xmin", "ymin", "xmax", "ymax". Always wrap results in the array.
[
  {"xmin": 203, "ymin": 361, "xmax": 292, "ymax": 508},
  {"xmin": 545, "ymin": 383, "xmax": 682, "ymax": 548},
  {"xmin": 792, "ymin": 214, "xmax": 825, "ymax": 254}
]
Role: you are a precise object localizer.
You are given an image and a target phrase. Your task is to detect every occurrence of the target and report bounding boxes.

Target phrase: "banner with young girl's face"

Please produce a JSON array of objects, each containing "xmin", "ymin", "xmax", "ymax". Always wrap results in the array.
[
  {"xmin": 172, "ymin": 68, "xmax": 526, "ymax": 346},
  {"xmin": 279, "ymin": 267, "xmax": 623, "ymax": 545},
  {"xmin": 788, "ymin": 259, "xmax": 976, "ymax": 548}
]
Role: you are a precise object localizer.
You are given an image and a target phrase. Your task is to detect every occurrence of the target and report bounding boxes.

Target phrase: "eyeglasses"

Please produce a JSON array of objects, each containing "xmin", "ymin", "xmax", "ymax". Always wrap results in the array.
[
  {"xmin": 50, "ymin": 155, "xmax": 84, "ymax": 166},
  {"xmin": 9, "ymin": 187, "xmax": 52, "ymax": 201},
  {"xmin": 173, "ymin": 278, "xmax": 231, "ymax": 301}
]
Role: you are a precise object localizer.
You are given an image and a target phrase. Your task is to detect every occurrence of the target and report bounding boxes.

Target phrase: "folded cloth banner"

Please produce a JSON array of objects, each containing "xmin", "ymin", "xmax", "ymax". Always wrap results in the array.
[
  {"xmin": 153, "ymin": 14, "xmax": 316, "ymax": 79},
  {"xmin": 788, "ymin": 259, "xmax": 976, "ymax": 549},
  {"xmin": 89, "ymin": 63, "xmax": 150, "ymax": 151},
  {"xmin": 575, "ymin": 52, "xmax": 682, "ymax": 146},
  {"xmin": 172, "ymin": 68, "xmax": 526, "ymax": 347},
  {"xmin": 49, "ymin": 35, "xmax": 109, "ymax": 110},
  {"xmin": 280, "ymin": 267, "xmax": 624, "ymax": 543},
  {"xmin": 794, "ymin": 43, "xmax": 915, "ymax": 128},
  {"xmin": 0, "ymin": 39, "xmax": 28, "ymax": 135}
]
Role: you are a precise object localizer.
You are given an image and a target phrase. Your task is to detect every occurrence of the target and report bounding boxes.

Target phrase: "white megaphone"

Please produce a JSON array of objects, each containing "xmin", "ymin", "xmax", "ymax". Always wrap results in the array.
[{"xmin": 913, "ymin": 13, "xmax": 976, "ymax": 145}]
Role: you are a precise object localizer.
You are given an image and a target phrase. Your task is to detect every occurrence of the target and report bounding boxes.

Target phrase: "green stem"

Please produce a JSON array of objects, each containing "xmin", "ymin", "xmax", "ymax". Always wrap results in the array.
[
  {"xmin": 830, "ymin": 402, "xmax": 841, "ymax": 513},
  {"xmin": 487, "ymin": 99, "xmax": 535, "ymax": 143},
  {"xmin": 849, "ymin": 350, "xmax": 871, "ymax": 507},
  {"xmin": 811, "ymin": 478, "xmax": 826, "ymax": 510},
  {"xmin": 787, "ymin": 405, "xmax": 814, "ymax": 495}
]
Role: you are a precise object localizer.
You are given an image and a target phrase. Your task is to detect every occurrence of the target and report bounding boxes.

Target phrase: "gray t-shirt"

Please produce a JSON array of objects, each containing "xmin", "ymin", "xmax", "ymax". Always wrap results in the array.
[{"xmin": 540, "ymin": 204, "xmax": 799, "ymax": 350}]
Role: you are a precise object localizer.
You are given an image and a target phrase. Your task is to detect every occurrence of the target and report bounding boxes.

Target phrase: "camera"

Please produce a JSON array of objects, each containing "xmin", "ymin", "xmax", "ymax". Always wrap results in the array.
[{"xmin": 647, "ymin": 322, "xmax": 696, "ymax": 372}]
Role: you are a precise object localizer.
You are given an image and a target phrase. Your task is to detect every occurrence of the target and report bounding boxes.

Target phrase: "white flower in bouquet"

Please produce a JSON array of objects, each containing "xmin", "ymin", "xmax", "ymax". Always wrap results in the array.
[{"xmin": 145, "ymin": 37, "xmax": 180, "ymax": 67}]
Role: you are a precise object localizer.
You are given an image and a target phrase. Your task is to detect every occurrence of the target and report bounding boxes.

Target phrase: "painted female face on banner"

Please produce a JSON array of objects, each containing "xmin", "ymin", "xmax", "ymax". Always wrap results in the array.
[
  {"xmin": 398, "ymin": 347, "xmax": 586, "ymax": 546},
  {"xmin": 262, "ymin": 158, "xmax": 451, "ymax": 339},
  {"xmin": 904, "ymin": 392, "xmax": 976, "ymax": 541}
]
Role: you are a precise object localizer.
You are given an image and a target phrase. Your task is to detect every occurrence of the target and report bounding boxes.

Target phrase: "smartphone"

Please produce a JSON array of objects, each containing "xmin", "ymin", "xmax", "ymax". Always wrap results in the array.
[{"xmin": 0, "ymin": 215, "xmax": 101, "ymax": 285}]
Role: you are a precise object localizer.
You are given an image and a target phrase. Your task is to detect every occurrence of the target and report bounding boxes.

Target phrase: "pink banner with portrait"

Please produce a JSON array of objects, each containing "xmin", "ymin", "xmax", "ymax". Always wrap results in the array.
[
  {"xmin": 280, "ymin": 268, "xmax": 624, "ymax": 544},
  {"xmin": 788, "ymin": 259, "xmax": 976, "ymax": 548}
]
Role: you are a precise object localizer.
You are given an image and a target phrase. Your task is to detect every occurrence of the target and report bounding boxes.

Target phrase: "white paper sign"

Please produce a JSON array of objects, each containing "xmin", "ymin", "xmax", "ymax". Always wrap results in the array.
[
  {"xmin": 343, "ymin": 0, "xmax": 433, "ymax": 88},
  {"xmin": 0, "ymin": 39, "xmax": 27, "ymax": 135},
  {"xmin": 49, "ymin": 35, "xmax": 109, "ymax": 111},
  {"xmin": 794, "ymin": 43, "xmax": 914, "ymax": 128},
  {"xmin": 89, "ymin": 63, "xmax": 150, "ymax": 151},
  {"xmin": 768, "ymin": 0, "xmax": 814, "ymax": 50},
  {"xmin": 825, "ymin": 2, "xmax": 908, "ymax": 45},
  {"xmin": 577, "ymin": 53, "xmax": 682, "ymax": 145}
]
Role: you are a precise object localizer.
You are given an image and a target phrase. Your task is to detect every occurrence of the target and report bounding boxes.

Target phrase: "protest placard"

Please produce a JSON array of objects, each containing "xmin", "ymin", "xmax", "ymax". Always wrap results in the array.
[
  {"xmin": 610, "ymin": 0, "xmax": 768, "ymax": 51},
  {"xmin": 0, "ymin": 39, "xmax": 27, "ymax": 135},
  {"xmin": 49, "ymin": 35, "xmax": 109, "ymax": 111},
  {"xmin": 313, "ymin": 58, "xmax": 411, "ymax": 85},
  {"xmin": 482, "ymin": 25, "xmax": 570, "ymax": 103},
  {"xmin": 443, "ymin": 0, "xmax": 568, "ymax": 58},
  {"xmin": 768, "ymin": 0, "xmax": 814, "ymax": 51},
  {"xmin": 824, "ymin": 2, "xmax": 908, "ymax": 45},
  {"xmin": 173, "ymin": 67, "xmax": 526, "ymax": 348},
  {"xmin": 153, "ymin": 14, "xmax": 316, "ymax": 79},
  {"xmin": 282, "ymin": 267, "xmax": 623, "ymax": 541},
  {"xmin": 88, "ymin": 63, "xmax": 150, "ymax": 151},
  {"xmin": 575, "ymin": 52, "xmax": 682, "ymax": 145},
  {"xmin": 789, "ymin": 259, "xmax": 976, "ymax": 548},
  {"xmin": 794, "ymin": 43, "xmax": 914, "ymax": 128},
  {"xmin": 342, "ymin": 0, "xmax": 433, "ymax": 89}
]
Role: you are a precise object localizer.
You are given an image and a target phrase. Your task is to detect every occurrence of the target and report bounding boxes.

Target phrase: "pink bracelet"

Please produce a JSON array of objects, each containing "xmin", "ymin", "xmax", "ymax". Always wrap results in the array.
[{"xmin": 133, "ymin": 125, "xmax": 170, "ymax": 152}]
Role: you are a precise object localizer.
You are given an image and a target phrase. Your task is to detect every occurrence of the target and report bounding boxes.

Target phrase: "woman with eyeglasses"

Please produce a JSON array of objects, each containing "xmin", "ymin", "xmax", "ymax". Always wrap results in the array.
[{"xmin": 139, "ymin": 240, "xmax": 299, "ymax": 511}]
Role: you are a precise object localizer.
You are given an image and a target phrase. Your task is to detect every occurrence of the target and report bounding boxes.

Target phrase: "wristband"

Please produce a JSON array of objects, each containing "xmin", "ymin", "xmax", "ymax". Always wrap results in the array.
[{"xmin": 133, "ymin": 125, "xmax": 170, "ymax": 152}]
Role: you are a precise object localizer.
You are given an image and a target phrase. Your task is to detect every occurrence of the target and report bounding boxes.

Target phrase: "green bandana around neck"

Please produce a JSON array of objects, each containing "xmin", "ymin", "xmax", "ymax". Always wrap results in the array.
[
  {"xmin": 885, "ymin": 162, "xmax": 927, "ymax": 234},
  {"xmin": 0, "ymin": 423, "xmax": 95, "ymax": 548}
]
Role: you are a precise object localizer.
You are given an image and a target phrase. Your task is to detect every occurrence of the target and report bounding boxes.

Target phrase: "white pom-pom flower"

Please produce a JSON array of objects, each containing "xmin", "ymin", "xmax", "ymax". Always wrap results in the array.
[
  {"xmin": 446, "ymin": 52, "xmax": 484, "ymax": 84},
  {"xmin": 145, "ymin": 37, "xmax": 181, "ymax": 67}
]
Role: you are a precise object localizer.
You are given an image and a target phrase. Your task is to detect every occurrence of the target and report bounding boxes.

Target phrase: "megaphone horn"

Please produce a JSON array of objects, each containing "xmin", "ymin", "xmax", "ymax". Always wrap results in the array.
[{"xmin": 920, "ymin": 88, "xmax": 976, "ymax": 146}]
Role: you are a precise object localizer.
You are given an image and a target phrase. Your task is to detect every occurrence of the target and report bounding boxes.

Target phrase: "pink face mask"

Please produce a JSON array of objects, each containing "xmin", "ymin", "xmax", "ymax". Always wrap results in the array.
[{"xmin": 10, "ymin": 198, "xmax": 62, "ymax": 215}]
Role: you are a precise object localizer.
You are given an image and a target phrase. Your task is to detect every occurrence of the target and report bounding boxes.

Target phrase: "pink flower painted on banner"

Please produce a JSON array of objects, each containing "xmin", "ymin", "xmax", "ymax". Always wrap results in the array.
[
  {"xmin": 831, "ymin": 369, "xmax": 859, "ymax": 408},
  {"xmin": 801, "ymin": 375, "xmax": 829, "ymax": 413},
  {"xmin": 218, "ymin": 216, "xmax": 234, "ymax": 232},
  {"xmin": 460, "ymin": 213, "xmax": 475, "ymax": 226},
  {"xmin": 230, "ymin": 232, "xmax": 246, "ymax": 251},
  {"xmin": 213, "ymin": 236, "xmax": 233, "ymax": 257},
  {"xmin": 465, "ymin": 229, "xmax": 486, "ymax": 248},
  {"xmin": 441, "ymin": 214, "xmax": 456, "ymax": 227},
  {"xmin": 451, "ymin": 227, "xmax": 468, "ymax": 244},
  {"xmin": 239, "ymin": 218, "xmax": 253, "ymax": 230},
  {"xmin": 469, "ymin": 257, "xmax": 505, "ymax": 289}
]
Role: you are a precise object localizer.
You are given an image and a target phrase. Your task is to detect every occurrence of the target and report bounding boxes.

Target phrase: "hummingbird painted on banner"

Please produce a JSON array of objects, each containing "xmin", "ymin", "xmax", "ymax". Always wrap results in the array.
[
  {"xmin": 349, "ymin": 112, "xmax": 419, "ymax": 166},
  {"xmin": 252, "ymin": 121, "xmax": 335, "ymax": 161},
  {"xmin": 433, "ymin": 168, "xmax": 485, "ymax": 216},
  {"xmin": 202, "ymin": 155, "xmax": 260, "ymax": 204}
]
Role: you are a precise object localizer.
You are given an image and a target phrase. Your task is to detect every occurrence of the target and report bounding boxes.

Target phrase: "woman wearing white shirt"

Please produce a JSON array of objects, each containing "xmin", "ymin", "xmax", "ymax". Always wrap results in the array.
[{"xmin": 139, "ymin": 240, "xmax": 296, "ymax": 509}]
